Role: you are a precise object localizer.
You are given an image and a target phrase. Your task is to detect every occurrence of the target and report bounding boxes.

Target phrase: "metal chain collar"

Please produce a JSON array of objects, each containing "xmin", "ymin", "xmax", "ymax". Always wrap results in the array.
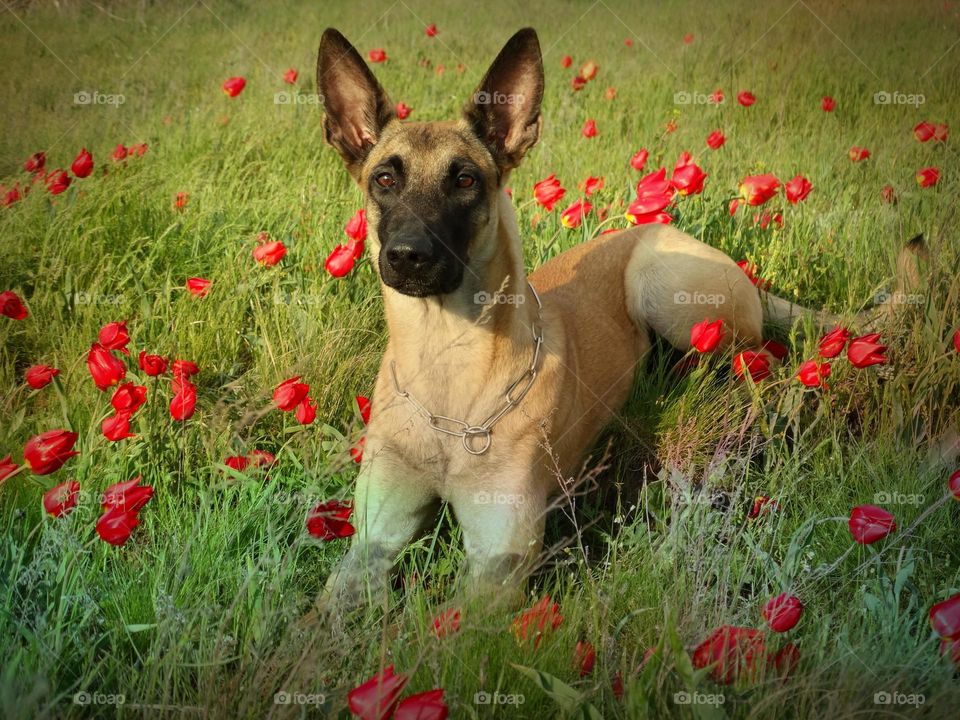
[{"xmin": 390, "ymin": 281, "xmax": 544, "ymax": 455}]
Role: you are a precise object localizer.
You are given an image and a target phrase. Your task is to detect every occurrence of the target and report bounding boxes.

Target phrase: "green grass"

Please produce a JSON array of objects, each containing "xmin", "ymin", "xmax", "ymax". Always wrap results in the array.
[{"xmin": 2, "ymin": 0, "xmax": 959, "ymax": 717}]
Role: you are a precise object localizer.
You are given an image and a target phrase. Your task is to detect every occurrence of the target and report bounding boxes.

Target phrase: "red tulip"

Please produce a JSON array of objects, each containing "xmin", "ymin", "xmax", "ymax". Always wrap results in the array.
[
  {"xmin": 880, "ymin": 185, "xmax": 897, "ymax": 204},
  {"xmin": 737, "ymin": 90, "xmax": 756, "ymax": 107},
  {"xmin": 796, "ymin": 359, "xmax": 830, "ymax": 388},
  {"xmin": 953, "ymin": 328, "xmax": 960, "ymax": 354},
  {"xmin": 692, "ymin": 625, "xmax": 766, "ymax": 684},
  {"xmin": 98, "ymin": 321, "xmax": 130, "ymax": 354},
  {"xmin": 582, "ymin": 119, "xmax": 597, "ymax": 138},
  {"xmin": 771, "ymin": 643, "xmax": 800, "ymax": 677},
  {"xmin": 579, "ymin": 60, "xmax": 598, "ymax": 81},
  {"xmin": 345, "ymin": 209, "xmax": 367, "ymax": 242},
  {"xmin": 24, "ymin": 151, "xmax": 45, "ymax": 173},
  {"xmin": 733, "ymin": 350, "xmax": 771, "ymax": 381},
  {"xmin": 222, "ymin": 76, "xmax": 246, "ymax": 97},
  {"xmin": 283, "ymin": 67, "xmax": 298, "ymax": 84},
  {"xmin": 948, "ymin": 469, "xmax": 960, "ymax": 500},
  {"xmin": 933, "ymin": 123, "xmax": 949, "ymax": 141},
  {"xmin": 848, "ymin": 504, "xmax": 896, "ymax": 544},
  {"xmin": 785, "ymin": 175, "xmax": 813, "ymax": 204},
  {"xmin": 709, "ymin": 88, "xmax": 724, "ymax": 104},
  {"xmin": 561, "ymin": 55, "xmax": 572, "ymax": 68},
  {"xmin": 112, "ymin": 144, "xmax": 128, "ymax": 161},
  {"xmin": 170, "ymin": 381, "xmax": 197, "ymax": 421},
  {"xmin": 96, "ymin": 501, "xmax": 149, "ymax": 546},
  {"xmin": 0, "ymin": 290, "xmax": 28, "ymax": 320},
  {"xmin": 762, "ymin": 339, "xmax": 789, "ymax": 362},
  {"xmin": 848, "ymin": 146, "xmax": 870, "ymax": 162},
  {"xmin": 913, "ymin": 121, "xmax": 935, "ymax": 142},
  {"xmin": 46, "ymin": 169, "xmax": 71, "ymax": 195},
  {"xmin": 395, "ymin": 101, "xmax": 412, "ymax": 119},
  {"xmin": 325, "ymin": 243, "xmax": 358, "ymax": 277},
  {"xmin": 683, "ymin": 33, "xmax": 695, "ymax": 44},
  {"xmin": 425, "ymin": 23, "xmax": 437, "ymax": 37},
  {"xmin": 930, "ymin": 594, "xmax": 960, "ymax": 640},
  {"xmin": 357, "ymin": 395, "xmax": 371, "ymax": 424},
  {"xmin": 582, "ymin": 176, "xmax": 604, "ymax": 195},
  {"xmin": 102, "ymin": 475, "xmax": 153, "ymax": 512},
  {"xmin": 916, "ymin": 167, "xmax": 940, "ymax": 188},
  {"xmin": 611, "ymin": 672, "xmax": 625, "ymax": 700},
  {"xmin": 533, "ymin": 174, "xmax": 566, "ymax": 211},
  {"xmin": 821, "ymin": 96, "xmax": 836, "ymax": 112},
  {"xmin": 762, "ymin": 594, "xmax": 804, "ymax": 632},
  {"xmin": 186, "ymin": 277, "xmax": 211, "ymax": 297},
  {"xmin": 630, "ymin": 148, "xmax": 649, "ymax": 171},
  {"xmin": 102, "ymin": 412, "xmax": 135, "ymax": 441},
  {"xmin": 847, "ymin": 333, "xmax": 887, "ymax": 368},
  {"xmin": 0, "ymin": 455, "xmax": 19, "ymax": 483},
  {"xmin": 706, "ymin": 129, "xmax": 726, "ymax": 149},
  {"xmin": 690, "ymin": 319, "xmax": 724, "ymax": 353},
  {"xmin": 3, "ymin": 185, "xmax": 22, "ymax": 207},
  {"xmin": 739, "ymin": 174, "xmax": 780, "ymax": 206},
  {"xmin": 295, "ymin": 396, "xmax": 317, "ymax": 425},
  {"xmin": 368, "ymin": 48, "xmax": 387, "ymax": 63},
  {"xmin": 253, "ymin": 240, "xmax": 287, "ymax": 266},
  {"xmin": 735, "ymin": 260, "xmax": 768, "ymax": 290},
  {"xmin": 42, "ymin": 480, "xmax": 80, "ymax": 518},
  {"xmin": 394, "ymin": 690, "xmax": 448, "ymax": 720},
  {"xmin": 747, "ymin": 494, "xmax": 778, "ymax": 520},
  {"xmin": 307, "ymin": 499, "xmax": 354, "ymax": 541},
  {"xmin": 560, "ymin": 198, "xmax": 592, "ymax": 229},
  {"xmin": 351, "ymin": 436, "xmax": 365, "ymax": 464},
  {"xmin": 171, "ymin": 359, "xmax": 199, "ymax": 382},
  {"xmin": 273, "ymin": 376, "xmax": 309, "ymax": 411},
  {"xmin": 818, "ymin": 326, "xmax": 849, "ymax": 358},
  {"xmin": 512, "ymin": 595, "xmax": 564, "ymax": 647},
  {"xmin": 70, "ymin": 148, "xmax": 94, "ymax": 179},
  {"xmin": 87, "ymin": 343, "xmax": 126, "ymax": 390},
  {"xmin": 111, "ymin": 383, "xmax": 147, "ymax": 414},
  {"xmin": 574, "ymin": 640, "xmax": 597, "ymax": 677},
  {"xmin": 626, "ymin": 167, "xmax": 674, "ymax": 225},
  {"xmin": 348, "ymin": 664, "xmax": 407, "ymax": 720},
  {"xmin": 605, "ymin": 86, "xmax": 617, "ymax": 100},
  {"xmin": 432, "ymin": 608, "xmax": 461, "ymax": 638},
  {"xmin": 25, "ymin": 364, "xmax": 59, "ymax": 389},
  {"xmin": 671, "ymin": 159, "xmax": 707, "ymax": 196},
  {"xmin": 24, "ymin": 429, "xmax": 79, "ymax": 475},
  {"xmin": 729, "ymin": 198, "xmax": 741, "ymax": 215},
  {"xmin": 939, "ymin": 638, "xmax": 960, "ymax": 666},
  {"xmin": 224, "ymin": 455, "xmax": 250, "ymax": 472}
]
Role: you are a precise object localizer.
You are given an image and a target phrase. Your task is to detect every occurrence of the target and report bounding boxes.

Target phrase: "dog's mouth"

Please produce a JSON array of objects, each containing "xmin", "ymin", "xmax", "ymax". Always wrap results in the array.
[{"xmin": 379, "ymin": 258, "xmax": 465, "ymax": 297}]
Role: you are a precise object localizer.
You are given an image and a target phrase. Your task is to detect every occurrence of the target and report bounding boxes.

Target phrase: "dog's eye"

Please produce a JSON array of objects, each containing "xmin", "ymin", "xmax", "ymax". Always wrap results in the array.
[
  {"xmin": 375, "ymin": 172, "xmax": 395, "ymax": 188},
  {"xmin": 455, "ymin": 173, "xmax": 475, "ymax": 189}
]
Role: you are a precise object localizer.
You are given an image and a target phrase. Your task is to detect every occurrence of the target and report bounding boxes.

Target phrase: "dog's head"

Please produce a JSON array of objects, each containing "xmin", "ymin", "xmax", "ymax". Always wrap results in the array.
[{"xmin": 317, "ymin": 28, "xmax": 543, "ymax": 297}]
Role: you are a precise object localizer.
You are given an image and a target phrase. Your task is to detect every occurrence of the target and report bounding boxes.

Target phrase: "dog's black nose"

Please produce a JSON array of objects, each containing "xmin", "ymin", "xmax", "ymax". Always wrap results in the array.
[{"xmin": 386, "ymin": 236, "xmax": 434, "ymax": 275}]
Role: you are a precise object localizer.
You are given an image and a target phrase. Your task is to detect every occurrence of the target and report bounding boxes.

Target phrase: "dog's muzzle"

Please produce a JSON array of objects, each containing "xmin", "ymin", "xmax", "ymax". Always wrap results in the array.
[{"xmin": 378, "ymin": 234, "xmax": 464, "ymax": 297}]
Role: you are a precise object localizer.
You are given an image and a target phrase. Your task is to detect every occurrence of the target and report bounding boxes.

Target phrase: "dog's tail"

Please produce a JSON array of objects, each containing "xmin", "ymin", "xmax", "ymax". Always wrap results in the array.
[{"xmin": 759, "ymin": 234, "xmax": 928, "ymax": 331}]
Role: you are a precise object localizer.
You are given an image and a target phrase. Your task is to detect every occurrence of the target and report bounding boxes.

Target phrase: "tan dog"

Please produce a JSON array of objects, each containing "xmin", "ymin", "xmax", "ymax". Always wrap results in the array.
[{"xmin": 315, "ymin": 27, "xmax": 837, "ymax": 611}]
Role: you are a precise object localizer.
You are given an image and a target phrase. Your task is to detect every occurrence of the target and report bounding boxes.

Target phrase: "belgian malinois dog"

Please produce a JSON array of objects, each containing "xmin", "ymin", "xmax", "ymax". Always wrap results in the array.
[{"xmin": 314, "ymin": 27, "xmax": 917, "ymax": 612}]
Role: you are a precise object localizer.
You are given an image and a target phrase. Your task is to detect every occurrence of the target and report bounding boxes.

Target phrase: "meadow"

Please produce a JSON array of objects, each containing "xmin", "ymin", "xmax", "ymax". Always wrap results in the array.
[{"xmin": 1, "ymin": 0, "xmax": 959, "ymax": 717}]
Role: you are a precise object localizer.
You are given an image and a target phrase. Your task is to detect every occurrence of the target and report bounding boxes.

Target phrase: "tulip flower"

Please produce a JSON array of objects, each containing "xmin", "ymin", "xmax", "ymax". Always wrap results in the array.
[
  {"xmin": 42, "ymin": 480, "xmax": 80, "ymax": 518},
  {"xmin": 579, "ymin": 60, "xmax": 598, "ymax": 81},
  {"xmin": 771, "ymin": 643, "xmax": 801, "ymax": 677},
  {"xmin": 433, "ymin": 608, "xmax": 461, "ymax": 638},
  {"xmin": 626, "ymin": 167, "xmax": 674, "ymax": 225},
  {"xmin": 171, "ymin": 359, "xmax": 199, "ymax": 382},
  {"xmin": 848, "ymin": 504, "xmax": 896, "ymax": 544},
  {"xmin": 560, "ymin": 198, "xmax": 592, "ymax": 229},
  {"xmin": 948, "ymin": 469, "xmax": 960, "ymax": 501},
  {"xmin": 939, "ymin": 638, "xmax": 960, "ymax": 667},
  {"xmin": 630, "ymin": 148, "xmax": 648, "ymax": 171},
  {"xmin": 571, "ymin": 77, "xmax": 586, "ymax": 93},
  {"xmin": 96, "ymin": 502, "xmax": 149, "ymax": 546},
  {"xmin": 394, "ymin": 690, "xmax": 448, "ymax": 720},
  {"xmin": 87, "ymin": 343, "xmax": 126, "ymax": 390},
  {"xmin": 582, "ymin": 119, "xmax": 598, "ymax": 138},
  {"xmin": 818, "ymin": 327, "xmax": 849, "ymax": 358},
  {"xmin": 709, "ymin": 88, "xmax": 724, "ymax": 104},
  {"xmin": 913, "ymin": 121, "xmax": 935, "ymax": 142},
  {"xmin": 103, "ymin": 475, "xmax": 154, "ymax": 512},
  {"xmin": 533, "ymin": 174, "xmax": 566, "ymax": 211},
  {"xmin": 368, "ymin": 48, "xmax": 387, "ymax": 63},
  {"xmin": 70, "ymin": 148, "xmax": 93, "ymax": 178},
  {"xmin": 933, "ymin": 123, "xmax": 949, "ymax": 141},
  {"xmin": 929, "ymin": 594, "xmax": 960, "ymax": 640},
  {"xmin": 25, "ymin": 364, "xmax": 59, "ymax": 389},
  {"xmin": 112, "ymin": 144, "xmax": 128, "ymax": 161},
  {"xmin": 692, "ymin": 625, "xmax": 766, "ymax": 684},
  {"xmin": 683, "ymin": 33, "xmax": 694, "ymax": 44},
  {"xmin": 848, "ymin": 146, "xmax": 870, "ymax": 162},
  {"xmin": 1, "ymin": 290, "xmax": 28, "ymax": 320},
  {"xmin": 796, "ymin": 360, "xmax": 830, "ymax": 388},
  {"xmin": 0, "ymin": 456, "xmax": 19, "ymax": 483},
  {"xmin": 295, "ymin": 396, "xmax": 317, "ymax": 425},
  {"xmin": 111, "ymin": 383, "xmax": 147, "ymax": 414},
  {"xmin": 325, "ymin": 242, "xmax": 358, "ymax": 277},
  {"xmin": 356, "ymin": 395, "xmax": 372, "ymax": 424},
  {"xmin": 582, "ymin": 176, "xmax": 604, "ymax": 195},
  {"xmin": 395, "ymin": 101, "xmax": 412, "ymax": 119},
  {"xmin": 574, "ymin": 640, "xmax": 596, "ymax": 677},
  {"xmin": 3, "ymin": 185, "xmax": 22, "ymax": 207},
  {"xmin": 729, "ymin": 199, "xmax": 741, "ymax": 215},
  {"xmin": 130, "ymin": 143, "xmax": 148, "ymax": 157},
  {"xmin": 348, "ymin": 665, "xmax": 407, "ymax": 719},
  {"xmin": 706, "ymin": 130, "xmax": 726, "ymax": 149},
  {"xmin": 425, "ymin": 23, "xmax": 437, "ymax": 37},
  {"xmin": 102, "ymin": 412, "xmax": 135, "ymax": 441},
  {"xmin": 671, "ymin": 159, "xmax": 707, "ymax": 196},
  {"xmin": 224, "ymin": 455, "xmax": 250, "ymax": 472},
  {"xmin": 733, "ymin": 350, "xmax": 771, "ymax": 381},
  {"xmin": 762, "ymin": 594, "xmax": 804, "ymax": 632},
  {"xmin": 24, "ymin": 429, "xmax": 79, "ymax": 475},
  {"xmin": 605, "ymin": 86, "xmax": 617, "ymax": 100},
  {"xmin": 273, "ymin": 376, "xmax": 309, "ymax": 411},
  {"xmin": 847, "ymin": 333, "xmax": 887, "ymax": 368},
  {"xmin": 345, "ymin": 209, "xmax": 367, "ymax": 241},
  {"xmin": 170, "ymin": 381, "xmax": 197, "ymax": 421},
  {"xmin": 512, "ymin": 595, "xmax": 564, "ymax": 647},
  {"xmin": 747, "ymin": 494, "xmax": 778, "ymax": 520},
  {"xmin": 307, "ymin": 500, "xmax": 355, "ymax": 540},
  {"xmin": 222, "ymin": 76, "xmax": 246, "ymax": 97},
  {"xmin": 737, "ymin": 90, "xmax": 756, "ymax": 106},
  {"xmin": 253, "ymin": 240, "xmax": 287, "ymax": 266},
  {"xmin": 186, "ymin": 277, "xmax": 211, "ymax": 297},
  {"xmin": 561, "ymin": 55, "xmax": 573, "ymax": 68},
  {"xmin": 916, "ymin": 167, "xmax": 940, "ymax": 188},
  {"xmin": 735, "ymin": 260, "xmax": 769, "ymax": 290},
  {"xmin": 46, "ymin": 169, "xmax": 71, "ymax": 195},
  {"xmin": 611, "ymin": 673, "xmax": 625, "ymax": 700},
  {"xmin": 785, "ymin": 175, "xmax": 813, "ymax": 204},
  {"xmin": 762, "ymin": 339, "xmax": 789, "ymax": 362},
  {"xmin": 821, "ymin": 96, "xmax": 835, "ymax": 112},
  {"xmin": 690, "ymin": 319, "xmax": 724, "ymax": 353},
  {"xmin": 739, "ymin": 174, "xmax": 780, "ymax": 206},
  {"xmin": 24, "ymin": 151, "xmax": 45, "ymax": 172},
  {"xmin": 351, "ymin": 436, "xmax": 365, "ymax": 464},
  {"xmin": 98, "ymin": 321, "xmax": 130, "ymax": 354},
  {"xmin": 283, "ymin": 67, "xmax": 298, "ymax": 84}
]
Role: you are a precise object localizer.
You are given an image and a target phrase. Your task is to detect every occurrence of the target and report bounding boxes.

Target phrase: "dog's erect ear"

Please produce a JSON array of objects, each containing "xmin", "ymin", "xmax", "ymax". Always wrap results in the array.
[
  {"xmin": 317, "ymin": 28, "xmax": 395, "ymax": 176},
  {"xmin": 463, "ymin": 28, "xmax": 544, "ymax": 174}
]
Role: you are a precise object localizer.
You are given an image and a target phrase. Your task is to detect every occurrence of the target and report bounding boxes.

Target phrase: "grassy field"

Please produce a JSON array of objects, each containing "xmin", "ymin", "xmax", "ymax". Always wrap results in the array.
[{"xmin": 2, "ymin": 0, "xmax": 959, "ymax": 717}]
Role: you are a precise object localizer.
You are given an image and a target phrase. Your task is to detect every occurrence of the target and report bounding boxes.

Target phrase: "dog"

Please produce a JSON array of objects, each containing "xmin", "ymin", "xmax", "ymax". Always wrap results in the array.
[{"xmin": 314, "ymin": 27, "xmax": 921, "ymax": 612}]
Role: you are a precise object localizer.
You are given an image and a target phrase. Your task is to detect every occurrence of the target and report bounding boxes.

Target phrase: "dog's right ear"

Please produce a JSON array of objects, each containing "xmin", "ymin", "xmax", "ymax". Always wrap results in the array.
[{"xmin": 317, "ymin": 28, "xmax": 395, "ymax": 177}]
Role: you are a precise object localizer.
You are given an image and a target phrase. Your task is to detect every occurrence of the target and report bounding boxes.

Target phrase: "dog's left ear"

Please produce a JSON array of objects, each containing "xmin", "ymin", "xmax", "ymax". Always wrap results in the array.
[{"xmin": 463, "ymin": 28, "xmax": 544, "ymax": 174}]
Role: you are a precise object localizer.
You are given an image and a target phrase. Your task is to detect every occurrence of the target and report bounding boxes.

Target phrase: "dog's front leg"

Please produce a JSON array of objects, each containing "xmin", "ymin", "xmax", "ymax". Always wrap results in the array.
[{"xmin": 318, "ymin": 451, "xmax": 437, "ymax": 616}]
